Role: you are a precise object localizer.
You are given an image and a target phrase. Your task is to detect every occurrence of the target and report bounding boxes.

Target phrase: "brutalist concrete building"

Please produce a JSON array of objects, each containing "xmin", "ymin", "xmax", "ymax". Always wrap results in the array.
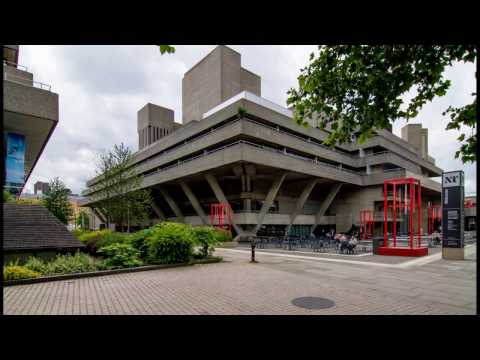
[{"xmin": 83, "ymin": 46, "xmax": 443, "ymax": 240}]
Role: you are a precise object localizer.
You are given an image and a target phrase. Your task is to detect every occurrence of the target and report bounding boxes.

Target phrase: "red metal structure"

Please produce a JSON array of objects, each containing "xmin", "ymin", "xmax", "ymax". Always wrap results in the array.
[
  {"xmin": 427, "ymin": 203, "xmax": 441, "ymax": 235},
  {"xmin": 379, "ymin": 177, "xmax": 428, "ymax": 257},
  {"xmin": 210, "ymin": 202, "xmax": 233, "ymax": 234},
  {"xmin": 359, "ymin": 209, "xmax": 374, "ymax": 240}
]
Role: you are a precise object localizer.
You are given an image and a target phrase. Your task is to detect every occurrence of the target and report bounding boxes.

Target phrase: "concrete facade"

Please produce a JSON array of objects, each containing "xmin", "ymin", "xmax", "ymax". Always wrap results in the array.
[
  {"xmin": 83, "ymin": 46, "xmax": 444, "ymax": 239},
  {"xmin": 182, "ymin": 46, "xmax": 260, "ymax": 124},
  {"xmin": 3, "ymin": 46, "xmax": 59, "ymax": 195}
]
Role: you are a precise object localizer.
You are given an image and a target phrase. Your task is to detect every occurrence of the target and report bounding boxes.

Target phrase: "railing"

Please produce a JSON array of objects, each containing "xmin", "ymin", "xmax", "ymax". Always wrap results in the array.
[
  {"xmin": 143, "ymin": 139, "xmax": 360, "ymax": 180},
  {"xmin": 3, "ymin": 60, "xmax": 28, "ymax": 72},
  {"xmin": 3, "ymin": 67, "xmax": 51, "ymax": 91}
]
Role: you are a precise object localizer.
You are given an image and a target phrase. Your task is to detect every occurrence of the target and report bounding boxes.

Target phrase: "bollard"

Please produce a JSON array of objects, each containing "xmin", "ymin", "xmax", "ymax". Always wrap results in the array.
[{"xmin": 250, "ymin": 237, "xmax": 257, "ymax": 263}]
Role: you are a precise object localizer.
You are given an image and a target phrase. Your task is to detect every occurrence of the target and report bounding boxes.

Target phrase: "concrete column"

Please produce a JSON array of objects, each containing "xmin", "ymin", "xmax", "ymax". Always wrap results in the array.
[
  {"xmin": 253, "ymin": 172, "xmax": 287, "ymax": 234},
  {"xmin": 310, "ymin": 183, "xmax": 343, "ymax": 234},
  {"xmin": 158, "ymin": 186, "xmax": 184, "ymax": 222},
  {"xmin": 179, "ymin": 180, "xmax": 208, "ymax": 225},
  {"xmin": 285, "ymin": 178, "xmax": 318, "ymax": 236},
  {"xmin": 91, "ymin": 207, "xmax": 106, "ymax": 224},
  {"xmin": 204, "ymin": 173, "xmax": 242, "ymax": 236},
  {"xmin": 151, "ymin": 200, "xmax": 166, "ymax": 221}
]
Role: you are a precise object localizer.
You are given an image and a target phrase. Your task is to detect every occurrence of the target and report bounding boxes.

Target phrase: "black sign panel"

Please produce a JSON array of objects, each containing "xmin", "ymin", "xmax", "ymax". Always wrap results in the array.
[{"xmin": 442, "ymin": 171, "xmax": 464, "ymax": 248}]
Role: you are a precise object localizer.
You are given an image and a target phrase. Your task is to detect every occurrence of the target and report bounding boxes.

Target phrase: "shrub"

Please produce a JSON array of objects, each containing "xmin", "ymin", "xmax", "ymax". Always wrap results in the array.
[
  {"xmin": 78, "ymin": 230, "xmax": 128, "ymax": 254},
  {"xmin": 71, "ymin": 228, "xmax": 89, "ymax": 239},
  {"xmin": 213, "ymin": 228, "xmax": 232, "ymax": 242},
  {"xmin": 4, "ymin": 265, "xmax": 41, "ymax": 281},
  {"xmin": 23, "ymin": 256, "xmax": 49, "ymax": 274},
  {"xmin": 25, "ymin": 252, "xmax": 107, "ymax": 275},
  {"xmin": 146, "ymin": 222, "xmax": 194, "ymax": 264},
  {"xmin": 191, "ymin": 226, "xmax": 220, "ymax": 258},
  {"xmin": 98, "ymin": 243, "xmax": 143, "ymax": 268},
  {"xmin": 127, "ymin": 228, "xmax": 154, "ymax": 259}
]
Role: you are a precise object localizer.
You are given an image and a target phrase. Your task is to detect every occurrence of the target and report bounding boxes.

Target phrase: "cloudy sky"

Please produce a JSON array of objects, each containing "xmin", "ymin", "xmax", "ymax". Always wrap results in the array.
[{"xmin": 19, "ymin": 45, "xmax": 477, "ymax": 195}]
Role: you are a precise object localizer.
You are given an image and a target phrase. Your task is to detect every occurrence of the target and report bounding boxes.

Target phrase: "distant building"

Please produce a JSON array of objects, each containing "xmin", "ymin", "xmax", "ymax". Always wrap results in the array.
[
  {"xmin": 464, "ymin": 195, "xmax": 476, "ymax": 231},
  {"xmin": 34, "ymin": 181, "xmax": 50, "ymax": 195}
]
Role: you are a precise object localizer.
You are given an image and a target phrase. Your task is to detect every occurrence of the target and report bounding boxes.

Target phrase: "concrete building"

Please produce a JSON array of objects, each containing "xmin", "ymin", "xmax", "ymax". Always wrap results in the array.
[
  {"xmin": 3, "ymin": 45, "xmax": 59, "ymax": 196},
  {"xmin": 82, "ymin": 46, "xmax": 443, "ymax": 240},
  {"xmin": 34, "ymin": 181, "xmax": 50, "ymax": 195}
]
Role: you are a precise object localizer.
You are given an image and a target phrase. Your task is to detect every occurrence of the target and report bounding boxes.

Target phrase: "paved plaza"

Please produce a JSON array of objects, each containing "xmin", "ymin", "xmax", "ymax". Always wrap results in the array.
[{"xmin": 3, "ymin": 245, "xmax": 476, "ymax": 315}]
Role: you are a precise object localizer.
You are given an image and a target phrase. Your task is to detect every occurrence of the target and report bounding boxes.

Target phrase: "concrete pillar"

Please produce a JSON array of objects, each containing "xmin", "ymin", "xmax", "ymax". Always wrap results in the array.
[
  {"xmin": 310, "ymin": 183, "xmax": 343, "ymax": 234},
  {"xmin": 158, "ymin": 186, "xmax": 184, "ymax": 222},
  {"xmin": 151, "ymin": 200, "xmax": 166, "ymax": 221},
  {"xmin": 204, "ymin": 173, "xmax": 242, "ymax": 235},
  {"xmin": 91, "ymin": 207, "xmax": 106, "ymax": 224},
  {"xmin": 286, "ymin": 178, "xmax": 318, "ymax": 236},
  {"xmin": 179, "ymin": 180, "xmax": 208, "ymax": 225},
  {"xmin": 253, "ymin": 172, "xmax": 287, "ymax": 234}
]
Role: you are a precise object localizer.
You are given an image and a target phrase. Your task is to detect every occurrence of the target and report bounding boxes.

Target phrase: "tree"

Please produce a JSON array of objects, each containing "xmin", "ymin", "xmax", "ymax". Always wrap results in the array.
[
  {"xmin": 158, "ymin": 45, "xmax": 175, "ymax": 54},
  {"xmin": 76, "ymin": 209, "xmax": 90, "ymax": 230},
  {"xmin": 90, "ymin": 143, "xmax": 152, "ymax": 231},
  {"xmin": 43, "ymin": 177, "xmax": 74, "ymax": 225},
  {"xmin": 287, "ymin": 45, "xmax": 477, "ymax": 163},
  {"xmin": 3, "ymin": 190, "xmax": 14, "ymax": 203}
]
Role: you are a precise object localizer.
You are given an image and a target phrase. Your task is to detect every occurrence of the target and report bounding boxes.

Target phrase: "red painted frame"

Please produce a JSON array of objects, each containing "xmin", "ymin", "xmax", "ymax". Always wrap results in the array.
[
  {"xmin": 380, "ymin": 177, "xmax": 427, "ymax": 257},
  {"xmin": 210, "ymin": 202, "xmax": 233, "ymax": 234},
  {"xmin": 427, "ymin": 203, "xmax": 441, "ymax": 235},
  {"xmin": 360, "ymin": 209, "xmax": 374, "ymax": 240}
]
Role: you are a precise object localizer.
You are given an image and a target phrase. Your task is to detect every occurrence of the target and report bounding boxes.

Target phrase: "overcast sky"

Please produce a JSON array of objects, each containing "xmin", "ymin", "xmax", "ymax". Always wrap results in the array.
[{"xmin": 19, "ymin": 45, "xmax": 477, "ymax": 195}]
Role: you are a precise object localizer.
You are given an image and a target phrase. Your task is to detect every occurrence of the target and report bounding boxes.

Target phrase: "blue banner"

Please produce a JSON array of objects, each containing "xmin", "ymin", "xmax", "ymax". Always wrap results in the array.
[{"xmin": 5, "ymin": 132, "xmax": 26, "ymax": 189}]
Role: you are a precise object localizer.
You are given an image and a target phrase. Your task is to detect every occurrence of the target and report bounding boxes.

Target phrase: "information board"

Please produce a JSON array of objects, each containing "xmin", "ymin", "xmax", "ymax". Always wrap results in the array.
[{"xmin": 442, "ymin": 171, "xmax": 464, "ymax": 248}]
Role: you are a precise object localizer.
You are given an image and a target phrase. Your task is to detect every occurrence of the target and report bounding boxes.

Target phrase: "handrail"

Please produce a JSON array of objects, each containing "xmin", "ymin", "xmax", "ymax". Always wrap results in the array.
[
  {"xmin": 3, "ymin": 60, "xmax": 28, "ymax": 72},
  {"xmin": 143, "ymin": 139, "xmax": 359, "ymax": 180},
  {"xmin": 3, "ymin": 70, "xmax": 51, "ymax": 91}
]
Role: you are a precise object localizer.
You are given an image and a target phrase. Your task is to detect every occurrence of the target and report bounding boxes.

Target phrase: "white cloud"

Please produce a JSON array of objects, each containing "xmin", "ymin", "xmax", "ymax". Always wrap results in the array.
[{"xmin": 18, "ymin": 45, "xmax": 476, "ymax": 195}]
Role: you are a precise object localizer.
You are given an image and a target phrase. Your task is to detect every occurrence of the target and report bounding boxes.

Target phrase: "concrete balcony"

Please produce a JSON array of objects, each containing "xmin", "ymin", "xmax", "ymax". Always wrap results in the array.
[{"xmin": 3, "ymin": 62, "xmax": 59, "ymax": 189}]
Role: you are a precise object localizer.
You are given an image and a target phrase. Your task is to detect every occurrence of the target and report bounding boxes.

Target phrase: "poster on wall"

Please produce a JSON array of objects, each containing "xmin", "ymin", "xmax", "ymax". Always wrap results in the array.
[{"xmin": 5, "ymin": 132, "xmax": 26, "ymax": 191}]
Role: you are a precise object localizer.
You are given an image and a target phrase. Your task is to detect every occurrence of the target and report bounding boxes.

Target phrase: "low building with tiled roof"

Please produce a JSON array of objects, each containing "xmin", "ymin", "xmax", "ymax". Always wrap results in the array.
[{"xmin": 3, "ymin": 203, "xmax": 84, "ymax": 263}]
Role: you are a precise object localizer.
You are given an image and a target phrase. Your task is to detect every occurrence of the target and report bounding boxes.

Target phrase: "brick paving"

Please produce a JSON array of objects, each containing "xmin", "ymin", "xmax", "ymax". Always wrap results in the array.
[{"xmin": 3, "ymin": 245, "xmax": 476, "ymax": 315}]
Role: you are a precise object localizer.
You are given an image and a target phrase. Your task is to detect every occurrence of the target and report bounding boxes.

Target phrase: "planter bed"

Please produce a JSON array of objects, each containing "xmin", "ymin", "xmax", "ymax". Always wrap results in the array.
[{"xmin": 3, "ymin": 257, "xmax": 222, "ymax": 287}]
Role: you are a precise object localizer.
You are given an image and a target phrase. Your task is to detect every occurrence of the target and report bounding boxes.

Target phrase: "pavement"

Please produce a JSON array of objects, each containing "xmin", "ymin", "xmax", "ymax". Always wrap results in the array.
[{"xmin": 3, "ymin": 244, "xmax": 476, "ymax": 315}]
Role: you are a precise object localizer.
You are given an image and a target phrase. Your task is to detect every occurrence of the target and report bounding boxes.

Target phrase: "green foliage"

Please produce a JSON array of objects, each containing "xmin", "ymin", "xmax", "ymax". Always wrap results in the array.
[
  {"xmin": 4, "ymin": 264, "xmax": 41, "ymax": 281},
  {"xmin": 78, "ymin": 229, "xmax": 129, "ymax": 255},
  {"xmin": 287, "ymin": 45, "xmax": 477, "ymax": 163},
  {"xmin": 91, "ymin": 143, "xmax": 152, "ymax": 229},
  {"xmin": 158, "ymin": 45, "xmax": 175, "ymax": 54},
  {"xmin": 213, "ymin": 228, "xmax": 232, "ymax": 243},
  {"xmin": 24, "ymin": 252, "xmax": 107, "ymax": 275},
  {"xmin": 237, "ymin": 106, "xmax": 247, "ymax": 118},
  {"xmin": 71, "ymin": 228, "xmax": 89, "ymax": 239},
  {"xmin": 145, "ymin": 222, "xmax": 194, "ymax": 264},
  {"xmin": 98, "ymin": 243, "xmax": 143, "ymax": 268},
  {"xmin": 191, "ymin": 226, "xmax": 220, "ymax": 258},
  {"xmin": 43, "ymin": 177, "xmax": 74, "ymax": 224},
  {"xmin": 14, "ymin": 198, "xmax": 44, "ymax": 205},
  {"xmin": 3, "ymin": 190, "xmax": 14, "ymax": 203},
  {"xmin": 76, "ymin": 209, "xmax": 90, "ymax": 230},
  {"xmin": 127, "ymin": 228, "xmax": 154, "ymax": 259}
]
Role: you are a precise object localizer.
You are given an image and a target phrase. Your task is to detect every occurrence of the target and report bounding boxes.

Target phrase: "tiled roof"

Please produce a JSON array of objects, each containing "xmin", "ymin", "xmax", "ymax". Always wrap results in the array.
[{"xmin": 3, "ymin": 204, "xmax": 84, "ymax": 251}]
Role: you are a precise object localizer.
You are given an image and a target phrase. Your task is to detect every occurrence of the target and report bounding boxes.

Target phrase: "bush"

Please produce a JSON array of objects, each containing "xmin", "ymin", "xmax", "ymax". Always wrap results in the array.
[
  {"xmin": 127, "ymin": 228, "xmax": 154, "ymax": 259},
  {"xmin": 24, "ymin": 252, "xmax": 107, "ymax": 275},
  {"xmin": 78, "ymin": 230, "xmax": 128, "ymax": 254},
  {"xmin": 4, "ymin": 265, "xmax": 41, "ymax": 281},
  {"xmin": 213, "ymin": 228, "xmax": 232, "ymax": 242},
  {"xmin": 71, "ymin": 228, "xmax": 89, "ymax": 239},
  {"xmin": 191, "ymin": 226, "xmax": 220, "ymax": 258},
  {"xmin": 98, "ymin": 243, "xmax": 143, "ymax": 268},
  {"xmin": 146, "ymin": 222, "xmax": 194, "ymax": 264}
]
